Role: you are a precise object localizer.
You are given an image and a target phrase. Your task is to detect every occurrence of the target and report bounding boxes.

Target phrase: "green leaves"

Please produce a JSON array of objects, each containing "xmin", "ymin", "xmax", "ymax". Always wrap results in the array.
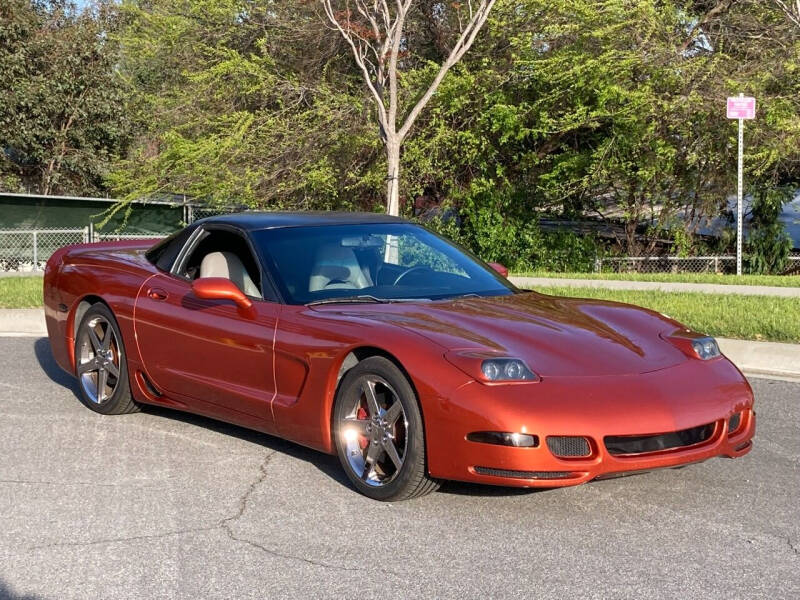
[
  {"xmin": 0, "ymin": 0, "xmax": 130, "ymax": 196},
  {"xmin": 7, "ymin": 0, "xmax": 793, "ymax": 264}
]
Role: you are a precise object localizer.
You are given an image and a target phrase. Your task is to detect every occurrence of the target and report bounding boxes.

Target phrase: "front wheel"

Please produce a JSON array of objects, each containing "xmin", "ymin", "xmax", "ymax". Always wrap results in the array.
[
  {"xmin": 333, "ymin": 356, "xmax": 439, "ymax": 501},
  {"xmin": 74, "ymin": 303, "xmax": 138, "ymax": 415}
]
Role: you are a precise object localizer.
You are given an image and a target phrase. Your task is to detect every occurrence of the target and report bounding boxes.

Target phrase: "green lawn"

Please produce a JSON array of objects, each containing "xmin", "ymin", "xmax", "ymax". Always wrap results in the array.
[
  {"xmin": 532, "ymin": 285, "xmax": 800, "ymax": 343},
  {"xmin": 0, "ymin": 276, "xmax": 43, "ymax": 308},
  {"xmin": 511, "ymin": 271, "xmax": 800, "ymax": 287},
  {"xmin": 1, "ymin": 275, "xmax": 797, "ymax": 343}
]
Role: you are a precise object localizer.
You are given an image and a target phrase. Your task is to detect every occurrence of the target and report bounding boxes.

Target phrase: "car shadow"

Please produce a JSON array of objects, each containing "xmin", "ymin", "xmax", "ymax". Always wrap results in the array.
[
  {"xmin": 139, "ymin": 404, "xmax": 352, "ymax": 489},
  {"xmin": 0, "ymin": 578, "xmax": 47, "ymax": 600},
  {"xmin": 33, "ymin": 337, "xmax": 81, "ymax": 399},
  {"xmin": 33, "ymin": 337, "xmax": 543, "ymax": 499},
  {"xmin": 32, "ymin": 336, "xmax": 349, "ymax": 489},
  {"xmin": 438, "ymin": 480, "xmax": 546, "ymax": 498}
]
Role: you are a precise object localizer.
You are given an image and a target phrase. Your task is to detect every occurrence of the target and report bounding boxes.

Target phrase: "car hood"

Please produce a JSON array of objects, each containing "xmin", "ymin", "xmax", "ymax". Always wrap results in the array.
[{"xmin": 328, "ymin": 292, "xmax": 690, "ymax": 377}]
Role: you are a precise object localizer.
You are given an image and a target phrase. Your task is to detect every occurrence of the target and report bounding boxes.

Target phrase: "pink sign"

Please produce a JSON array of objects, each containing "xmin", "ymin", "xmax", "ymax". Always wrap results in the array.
[{"xmin": 727, "ymin": 97, "xmax": 756, "ymax": 120}]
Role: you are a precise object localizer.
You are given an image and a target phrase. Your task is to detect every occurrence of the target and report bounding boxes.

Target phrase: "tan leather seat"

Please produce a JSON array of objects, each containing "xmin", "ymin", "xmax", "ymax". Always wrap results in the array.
[
  {"xmin": 309, "ymin": 244, "xmax": 372, "ymax": 292},
  {"xmin": 199, "ymin": 251, "xmax": 261, "ymax": 298}
]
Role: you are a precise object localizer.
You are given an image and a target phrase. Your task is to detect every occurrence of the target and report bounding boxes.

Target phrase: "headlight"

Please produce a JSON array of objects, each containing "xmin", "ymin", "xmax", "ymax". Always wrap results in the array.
[
  {"xmin": 481, "ymin": 358, "xmax": 537, "ymax": 381},
  {"xmin": 662, "ymin": 331, "xmax": 722, "ymax": 361},
  {"xmin": 691, "ymin": 336, "xmax": 721, "ymax": 360},
  {"xmin": 445, "ymin": 351, "xmax": 540, "ymax": 383}
]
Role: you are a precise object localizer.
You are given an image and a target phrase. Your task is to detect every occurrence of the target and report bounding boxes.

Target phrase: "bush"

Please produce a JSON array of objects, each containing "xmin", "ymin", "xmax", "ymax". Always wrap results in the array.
[
  {"xmin": 421, "ymin": 204, "xmax": 602, "ymax": 273},
  {"xmin": 747, "ymin": 224, "xmax": 792, "ymax": 274},
  {"xmin": 746, "ymin": 186, "xmax": 794, "ymax": 275}
]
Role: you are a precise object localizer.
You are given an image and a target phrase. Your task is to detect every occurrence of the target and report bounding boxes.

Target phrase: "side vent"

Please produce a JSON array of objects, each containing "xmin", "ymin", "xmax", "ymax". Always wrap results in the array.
[{"xmin": 136, "ymin": 370, "xmax": 162, "ymax": 398}]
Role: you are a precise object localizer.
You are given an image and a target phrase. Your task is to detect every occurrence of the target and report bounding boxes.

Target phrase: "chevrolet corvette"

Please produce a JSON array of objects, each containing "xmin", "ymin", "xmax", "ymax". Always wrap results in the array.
[{"xmin": 44, "ymin": 212, "xmax": 755, "ymax": 500}]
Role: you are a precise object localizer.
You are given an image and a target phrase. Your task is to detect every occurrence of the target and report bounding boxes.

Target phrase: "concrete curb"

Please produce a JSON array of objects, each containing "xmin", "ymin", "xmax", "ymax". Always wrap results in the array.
[
  {"xmin": 717, "ymin": 338, "xmax": 800, "ymax": 382},
  {"xmin": 0, "ymin": 308, "xmax": 47, "ymax": 337},
  {"xmin": 509, "ymin": 276, "xmax": 800, "ymax": 297},
  {"xmin": 0, "ymin": 308, "xmax": 797, "ymax": 382}
]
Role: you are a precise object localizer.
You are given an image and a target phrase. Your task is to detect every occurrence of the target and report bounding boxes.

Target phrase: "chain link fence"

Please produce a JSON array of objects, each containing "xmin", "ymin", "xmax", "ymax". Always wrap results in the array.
[
  {"xmin": 187, "ymin": 206, "xmax": 239, "ymax": 223},
  {"xmin": 0, "ymin": 228, "xmax": 88, "ymax": 272},
  {"xmin": 2, "ymin": 215, "xmax": 799, "ymax": 275},
  {"xmin": 0, "ymin": 228, "xmax": 167, "ymax": 273},
  {"xmin": 596, "ymin": 253, "xmax": 800, "ymax": 274},
  {"xmin": 0, "ymin": 203, "xmax": 241, "ymax": 273}
]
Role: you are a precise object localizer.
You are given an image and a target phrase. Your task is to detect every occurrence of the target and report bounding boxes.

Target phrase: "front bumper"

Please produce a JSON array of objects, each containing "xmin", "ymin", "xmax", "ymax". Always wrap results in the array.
[{"xmin": 424, "ymin": 357, "xmax": 755, "ymax": 487}]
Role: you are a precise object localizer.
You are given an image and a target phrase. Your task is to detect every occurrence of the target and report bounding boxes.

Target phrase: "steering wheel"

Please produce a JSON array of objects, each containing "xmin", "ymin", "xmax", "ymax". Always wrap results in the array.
[{"xmin": 393, "ymin": 266, "xmax": 434, "ymax": 286}]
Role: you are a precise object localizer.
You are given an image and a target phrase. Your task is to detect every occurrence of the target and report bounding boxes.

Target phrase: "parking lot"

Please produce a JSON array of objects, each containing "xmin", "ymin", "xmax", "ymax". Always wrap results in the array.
[{"xmin": 0, "ymin": 336, "xmax": 797, "ymax": 599}]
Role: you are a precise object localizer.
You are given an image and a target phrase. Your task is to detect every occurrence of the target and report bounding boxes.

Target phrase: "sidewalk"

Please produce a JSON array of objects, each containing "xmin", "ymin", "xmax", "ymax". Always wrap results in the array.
[
  {"xmin": 509, "ymin": 276, "xmax": 800, "ymax": 297},
  {"xmin": 0, "ymin": 308, "xmax": 47, "ymax": 337},
  {"xmin": 1, "ymin": 308, "xmax": 798, "ymax": 382}
]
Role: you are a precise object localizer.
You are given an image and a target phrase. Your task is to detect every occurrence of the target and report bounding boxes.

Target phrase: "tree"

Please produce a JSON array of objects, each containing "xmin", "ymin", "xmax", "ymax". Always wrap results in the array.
[
  {"xmin": 320, "ymin": 0, "xmax": 498, "ymax": 215},
  {"xmin": 110, "ymin": 0, "xmax": 381, "ymax": 212},
  {"xmin": 773, "ymin": 0, "xmax": 800, "ymax": 29},
  {"xmin": 0, "ymin": 0, "xmax": 130, "ymax": 196}
]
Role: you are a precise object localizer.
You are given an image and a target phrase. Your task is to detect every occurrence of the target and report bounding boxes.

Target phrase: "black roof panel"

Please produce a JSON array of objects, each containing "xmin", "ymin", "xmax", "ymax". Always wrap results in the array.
[{"xmin": 199, "ymin": 211, "xmax": 408, "ymax": 231}]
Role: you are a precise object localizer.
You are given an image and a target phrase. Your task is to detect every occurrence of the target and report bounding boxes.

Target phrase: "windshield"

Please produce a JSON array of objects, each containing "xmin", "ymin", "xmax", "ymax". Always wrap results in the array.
[{"xmin": 251, "ymin": 223, "xmax": 516, "ymax": 305}]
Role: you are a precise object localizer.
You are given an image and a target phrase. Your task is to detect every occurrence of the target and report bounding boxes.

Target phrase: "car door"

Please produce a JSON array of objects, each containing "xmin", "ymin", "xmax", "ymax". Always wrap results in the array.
[{"xmin": 133, "ymin": 226, "xmax": 279, "ymax": 423}]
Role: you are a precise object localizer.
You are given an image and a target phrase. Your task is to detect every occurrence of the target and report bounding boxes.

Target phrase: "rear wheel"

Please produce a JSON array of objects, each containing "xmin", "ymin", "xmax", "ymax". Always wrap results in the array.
[
  {"xmin": 334, "ymin": 357, "xmax": 439, "ymax": 501},
  {"xmin": 74, "ymin": 303, "xmax": 138, "ymax": 415}
]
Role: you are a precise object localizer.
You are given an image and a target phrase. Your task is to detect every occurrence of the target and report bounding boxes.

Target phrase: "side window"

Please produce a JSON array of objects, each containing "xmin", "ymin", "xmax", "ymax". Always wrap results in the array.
[
  {"xmin": 145, "ymin": 227, "xmax": 193, "ymax": 273},
  {"xmin": 179, "ymin": 229, "xmax": 263, "ymax": 299}
]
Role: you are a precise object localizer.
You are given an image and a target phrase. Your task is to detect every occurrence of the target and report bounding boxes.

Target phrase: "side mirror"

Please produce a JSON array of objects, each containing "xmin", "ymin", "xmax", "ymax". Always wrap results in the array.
[
  {"xmin": 192, "ymin": 277, "xmax": 253, "ymax": 311},
  {"xmin": 488, "ymin": 262, "xmax": 509, "ymax": 278}
]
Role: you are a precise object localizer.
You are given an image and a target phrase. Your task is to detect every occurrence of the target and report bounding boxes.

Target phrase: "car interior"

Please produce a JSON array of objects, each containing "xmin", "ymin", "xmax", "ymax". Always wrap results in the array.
[
  {"xmin": 180, "ymin": 229, "xmax": 263, "ymax": 299},
  {"xmin": 259, "ymin": 229, "xmax": 483, "ymax": 304}
]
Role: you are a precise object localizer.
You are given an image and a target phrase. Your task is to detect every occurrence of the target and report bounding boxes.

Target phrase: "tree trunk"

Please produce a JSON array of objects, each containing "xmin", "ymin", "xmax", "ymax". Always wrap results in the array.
[
  {"xmin": 384, "ymin": 141, "xmax": 401, "ymax": 263},
  {"xmin": 386, "ymin": 141, "xmax": 401, "ymax": 216}
]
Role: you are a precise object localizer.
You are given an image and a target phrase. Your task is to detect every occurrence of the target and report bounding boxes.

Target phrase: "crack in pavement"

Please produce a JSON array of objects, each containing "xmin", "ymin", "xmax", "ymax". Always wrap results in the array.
[
  {"xmin": 218, "ymin": 451, "xmax": 404, "ymax": 577},
  {"xmin": 14, "ymin": 448, "xmax": 404, "ymax": 577},
  {"xmin": 23, "ymin": 525, "xmax": 220, "ymax": 554},
  {"xmin": 787, "ymin": 537, "xmax": 800, "ymax": 557},
  {"xmin": 0, "ymin": 478, "xmax": 169, "ymax": 488}
]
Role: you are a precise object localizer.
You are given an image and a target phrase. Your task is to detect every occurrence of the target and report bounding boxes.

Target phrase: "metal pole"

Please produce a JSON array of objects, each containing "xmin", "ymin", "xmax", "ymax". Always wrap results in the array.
[
  {"xmin": 32, "ymin": 231, "xmax": 38, "ymax": 270},
  {"xmin": 737, "ymin": 114, "xmax": 744, "ymax": 276}
]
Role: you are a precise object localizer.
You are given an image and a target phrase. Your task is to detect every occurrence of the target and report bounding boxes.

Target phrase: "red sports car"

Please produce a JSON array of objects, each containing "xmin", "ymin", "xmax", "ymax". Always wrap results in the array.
[{"xmin": 44, "ymin": 212, "xmax": 755, "ymax": 501}]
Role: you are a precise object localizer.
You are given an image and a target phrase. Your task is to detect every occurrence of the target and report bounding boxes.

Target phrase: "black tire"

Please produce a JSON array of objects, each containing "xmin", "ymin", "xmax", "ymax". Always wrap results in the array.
[
  {"xmin": 333, "ymin": 356, "xmax": 439, "ymax": 501},
  {"xmin": 74, "ymin": 303, "xmax": 139, "ymax": 415}
]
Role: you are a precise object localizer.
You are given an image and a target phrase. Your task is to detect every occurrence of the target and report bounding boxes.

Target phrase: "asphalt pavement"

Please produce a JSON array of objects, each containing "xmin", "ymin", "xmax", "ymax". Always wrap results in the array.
[{"xmin": 0, "ymin": 336, "xmax": 798, "ymax": 599}]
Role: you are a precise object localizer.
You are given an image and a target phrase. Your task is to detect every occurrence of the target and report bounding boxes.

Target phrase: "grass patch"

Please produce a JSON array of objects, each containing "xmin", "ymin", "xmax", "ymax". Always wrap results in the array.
[
  {"xmin": 2, "ymin": 274, "xmax": 795, "ymax": 343},
  {"xmin": 512, "ymin": 271, "xmax": 800, "ymax": 287},
  {"xmin": 0, "ymin": 276, "xmax": 43, "ymax": 308},
  {"xmin": 532, "ymin": 285, "xmax": 800, "ymax": 343}
]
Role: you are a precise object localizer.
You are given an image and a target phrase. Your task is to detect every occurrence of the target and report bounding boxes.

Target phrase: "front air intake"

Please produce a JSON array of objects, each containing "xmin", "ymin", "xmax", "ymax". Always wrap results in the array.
[
  {"xmin": 474, "ymin": 467, "xmax": 574, "ymax": 480},
  {"xmin": 605, "ymin": 423, "xmax": 714, "ymax": 456},
  {"xmin": 546, "ymin": 436, "xmax": 592, "ymax": 458}
]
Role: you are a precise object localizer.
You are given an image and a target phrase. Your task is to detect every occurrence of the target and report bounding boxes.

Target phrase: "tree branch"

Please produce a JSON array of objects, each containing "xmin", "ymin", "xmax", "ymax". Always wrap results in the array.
[
  {"xmin": 321, "ymin": 0, "xmax": 389, "ymax": 130},
  {"xmin": 773, "ymin": 0, "xmax": 800, "ymax": 30},
  {"xmin": 398, "ymin": 0, "xmax": 497, "ymax": 140}
]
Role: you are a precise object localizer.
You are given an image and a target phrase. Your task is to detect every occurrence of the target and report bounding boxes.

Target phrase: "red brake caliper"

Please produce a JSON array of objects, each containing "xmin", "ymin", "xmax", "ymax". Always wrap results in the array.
[{"xmin": 357, "ymin": 406, "xmax": 369, "ymax": 449}]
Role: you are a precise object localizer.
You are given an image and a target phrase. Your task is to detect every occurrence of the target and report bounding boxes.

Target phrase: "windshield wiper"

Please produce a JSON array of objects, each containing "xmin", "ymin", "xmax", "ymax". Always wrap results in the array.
[{"xmin": 305, "ymin": 295, "xmax": 390, "ymax": 306}]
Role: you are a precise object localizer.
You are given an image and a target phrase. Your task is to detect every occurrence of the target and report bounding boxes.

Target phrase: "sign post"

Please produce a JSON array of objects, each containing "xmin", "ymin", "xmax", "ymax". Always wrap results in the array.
[{"xmin": 726, "ymin": 94, "xmax": 756, "ymax": 275}]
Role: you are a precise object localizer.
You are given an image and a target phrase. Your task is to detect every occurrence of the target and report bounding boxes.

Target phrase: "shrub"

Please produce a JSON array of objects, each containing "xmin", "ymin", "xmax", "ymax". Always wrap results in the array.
[{"xmin": 421, "ymin": 204, "xmax": 602, "ymax": 273}]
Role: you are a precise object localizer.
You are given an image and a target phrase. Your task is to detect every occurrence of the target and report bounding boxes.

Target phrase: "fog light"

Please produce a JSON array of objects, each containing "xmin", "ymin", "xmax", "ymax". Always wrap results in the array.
[{"xmin": 728, "ymin": 412, "xmax": 742, "ymax": 434}]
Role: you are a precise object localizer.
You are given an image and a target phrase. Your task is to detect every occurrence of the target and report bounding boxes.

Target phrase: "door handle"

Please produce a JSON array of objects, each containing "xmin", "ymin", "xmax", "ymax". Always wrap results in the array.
[{"xmin": 147, "ymin": 288, "xmax": 168, "ymax": 301}]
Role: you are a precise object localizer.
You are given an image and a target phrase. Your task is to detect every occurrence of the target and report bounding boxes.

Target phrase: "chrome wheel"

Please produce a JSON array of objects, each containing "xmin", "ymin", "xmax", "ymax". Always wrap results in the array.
[
  {"xmin": 338, "ymin": 375, "xmax": 408, "ymax": 487},
  {"xmin": 77, "ymin": 315, "xmax": 121, "ymax": 405}
]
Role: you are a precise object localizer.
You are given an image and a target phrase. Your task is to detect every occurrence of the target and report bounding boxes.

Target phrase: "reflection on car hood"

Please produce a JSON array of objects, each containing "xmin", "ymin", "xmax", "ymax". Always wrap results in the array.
[{"xmin": 338, "ymin": 292, "xmax": 689, "ymax": 377}]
